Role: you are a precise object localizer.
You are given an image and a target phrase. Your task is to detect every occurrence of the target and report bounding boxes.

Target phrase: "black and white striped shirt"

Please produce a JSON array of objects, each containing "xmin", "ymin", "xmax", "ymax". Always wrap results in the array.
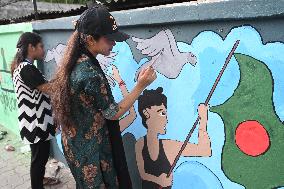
[{"xmin": 12, "ymin": 60, "xmax": 55, "ymax": 144}]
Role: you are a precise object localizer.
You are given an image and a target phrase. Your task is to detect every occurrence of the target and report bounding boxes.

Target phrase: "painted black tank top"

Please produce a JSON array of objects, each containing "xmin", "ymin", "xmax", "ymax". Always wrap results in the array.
[{"xmin": 142, "ymin": 136, "xmax": 172, "ymax": 189}]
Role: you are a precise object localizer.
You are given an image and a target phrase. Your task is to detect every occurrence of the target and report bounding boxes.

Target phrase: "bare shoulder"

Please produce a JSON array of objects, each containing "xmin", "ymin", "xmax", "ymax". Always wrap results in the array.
[{"xmin": 161, "ymin": 139, "xmax": 184, "ymax": 150}]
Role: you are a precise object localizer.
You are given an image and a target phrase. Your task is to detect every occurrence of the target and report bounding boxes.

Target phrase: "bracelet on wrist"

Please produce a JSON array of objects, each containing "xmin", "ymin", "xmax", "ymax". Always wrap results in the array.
[{"xmin": 119, "ymin": 80, "xmax": 126, "ymax": 87}]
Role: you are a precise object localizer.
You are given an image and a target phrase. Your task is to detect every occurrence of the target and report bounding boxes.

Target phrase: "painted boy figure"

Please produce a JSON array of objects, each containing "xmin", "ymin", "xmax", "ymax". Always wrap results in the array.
[{"xmin": 135, "ymin": 87, "xmax": 212, "ymax": 188}]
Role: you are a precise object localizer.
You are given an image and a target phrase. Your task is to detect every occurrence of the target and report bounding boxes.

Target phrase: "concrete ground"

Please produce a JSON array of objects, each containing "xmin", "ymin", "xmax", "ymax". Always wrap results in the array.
[{"xmin": 0, "ymin": 124, "xmax": 76, "ymax": 189}]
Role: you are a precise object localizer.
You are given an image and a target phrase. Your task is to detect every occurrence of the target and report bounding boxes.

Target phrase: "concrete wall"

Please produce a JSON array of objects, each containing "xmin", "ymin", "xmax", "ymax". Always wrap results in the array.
[
  {"xmin": 0, "ymin": 23, "xmax": 33, "ymax": 135},
  {"xmin": 1, "ymin": 0, "xmax": 284, "ymax": 188}
]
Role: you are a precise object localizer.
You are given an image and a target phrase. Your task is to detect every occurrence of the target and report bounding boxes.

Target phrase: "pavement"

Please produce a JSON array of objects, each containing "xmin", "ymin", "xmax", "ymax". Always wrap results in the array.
[{"xmin": 0, "ymin": 124, "xmax": 76, "ymax": 189}]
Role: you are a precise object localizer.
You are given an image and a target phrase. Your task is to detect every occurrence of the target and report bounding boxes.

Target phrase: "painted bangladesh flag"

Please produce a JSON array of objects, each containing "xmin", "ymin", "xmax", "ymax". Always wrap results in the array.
[{"xmin": 211, "ymin": 53, "xmax": 284, "ymax": 189}]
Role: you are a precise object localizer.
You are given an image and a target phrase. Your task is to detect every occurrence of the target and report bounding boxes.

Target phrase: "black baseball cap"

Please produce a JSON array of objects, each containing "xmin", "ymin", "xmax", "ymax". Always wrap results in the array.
[{"xmin": 76, "ymin": 5, "xmax": 129, "ymax": 42}]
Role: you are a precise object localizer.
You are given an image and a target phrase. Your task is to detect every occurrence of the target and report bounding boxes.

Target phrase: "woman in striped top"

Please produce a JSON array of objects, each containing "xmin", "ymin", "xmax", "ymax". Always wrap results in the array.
[{"xmin": 11, "ymin": 32, "xmax": 59, "ymax": 189}]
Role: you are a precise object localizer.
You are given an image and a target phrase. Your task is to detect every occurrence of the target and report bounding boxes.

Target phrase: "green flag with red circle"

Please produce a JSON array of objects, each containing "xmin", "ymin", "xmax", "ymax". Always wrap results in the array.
[{"xmin": 211, "ymin": 53, "xmax": 284, "ymax": 189}]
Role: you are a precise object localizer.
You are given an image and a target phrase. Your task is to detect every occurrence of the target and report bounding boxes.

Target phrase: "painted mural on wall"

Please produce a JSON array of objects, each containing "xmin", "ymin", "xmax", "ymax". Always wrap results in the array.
[
  {"xmin": 47, "ymin": 25, "xmax": 284, "ymax": 189},
  {"xmin": 0, "ymin": 48, "xmax": 16, "ymax": 104},
  {"xmin": 0, "ymin": 23, "xmax": 33, "ymax": 135},
  {"xmin": 0, "ymin": 46, "xmax": 19, "ymax": 134}
]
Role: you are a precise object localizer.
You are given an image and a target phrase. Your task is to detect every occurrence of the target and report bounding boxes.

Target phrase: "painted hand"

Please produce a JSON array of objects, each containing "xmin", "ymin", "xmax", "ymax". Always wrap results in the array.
[
  {"xmin": 158, "ymin": 173, "xmax": 173, "ymax": 187},
  {"xmin": 198, "ymin": 103, "xmax": 209, "ymax": 121},
  {"xmin": 111, "ymin": 65, "xmax": 122, "ymax": 82}
]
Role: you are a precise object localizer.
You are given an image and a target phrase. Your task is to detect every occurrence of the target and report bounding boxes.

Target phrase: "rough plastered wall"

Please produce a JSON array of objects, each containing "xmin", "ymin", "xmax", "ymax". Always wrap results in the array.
[
  {"xmin": 0, "ymin": 23, "xmax": 33, "ymax": 135},
  {"xmin": 31, "ymin": 0, "xmax": 284, "ymax": 188}
]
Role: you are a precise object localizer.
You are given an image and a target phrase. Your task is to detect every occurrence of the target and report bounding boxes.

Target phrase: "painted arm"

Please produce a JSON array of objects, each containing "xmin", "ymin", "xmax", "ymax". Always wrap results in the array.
[
  {"xmin": 109, "ymin": 67, "xmax": 156, "ymax": 120},
  {"xmin": 111, "ymin": 65, "xmax": 137, "ymax": 132},
  {"xmin": 163, "ymin": 104, "xmax": 212, "ymax": 164},
  {"xmin": 118, "ymin": 88, "xmax": 137, "ymax": 132}
]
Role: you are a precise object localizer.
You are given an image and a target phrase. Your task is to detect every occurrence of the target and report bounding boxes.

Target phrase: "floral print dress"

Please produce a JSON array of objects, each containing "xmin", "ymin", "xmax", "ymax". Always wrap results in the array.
[{"xmin": 62, "ymin": 54, "xmax": 119, "ymax": 189}]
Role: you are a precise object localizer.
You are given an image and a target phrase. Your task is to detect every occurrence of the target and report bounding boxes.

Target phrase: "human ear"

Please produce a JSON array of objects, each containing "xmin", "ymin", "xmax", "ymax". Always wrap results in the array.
[
  {"xmin": 143, "ymin": 109, "xmax": 150, "ymax": 119},
  {"xmin": 86, "ymin": 35, "xmax": 96, "ymax": 46}
]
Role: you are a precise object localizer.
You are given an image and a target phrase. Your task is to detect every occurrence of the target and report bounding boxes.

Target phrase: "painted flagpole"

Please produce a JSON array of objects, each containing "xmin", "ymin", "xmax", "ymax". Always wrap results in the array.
[{"xmin": 158, "ymin": 40, "xmax": 240, "ymax": 189}]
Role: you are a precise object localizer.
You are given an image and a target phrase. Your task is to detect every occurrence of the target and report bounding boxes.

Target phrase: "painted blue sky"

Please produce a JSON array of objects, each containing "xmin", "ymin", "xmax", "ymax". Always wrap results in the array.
[{"xmin": 109, "ymin": 25, "xmax": 284, "ymax": 189}]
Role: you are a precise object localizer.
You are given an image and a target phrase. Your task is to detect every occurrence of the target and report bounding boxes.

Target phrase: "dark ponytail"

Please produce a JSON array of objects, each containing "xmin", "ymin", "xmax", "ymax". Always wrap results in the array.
[
  {"xmin": 50, "ymin": 28, "xmax": 101, "ymax": 129},
  {"xmin": 49, "ymin": 31, "xmax": 82, "ymax": 129},
  {"xmin": 11, "ymin": 32, "xmax": 42, "ymax": 76}
]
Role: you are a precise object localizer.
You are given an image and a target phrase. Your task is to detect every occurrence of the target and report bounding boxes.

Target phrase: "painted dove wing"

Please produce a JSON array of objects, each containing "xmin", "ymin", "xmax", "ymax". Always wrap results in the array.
[
  {"xmin": 55, "ymin": 44, "xmax": 66, "ymax": 56},
  {"xmin": 45, "ymin": 49, "xmax": 55, "ymax": 62},
  {"xmin": 97, "ymin": 52, "xmax": 117, "ymax": 87},
  {"xmin": 97, "ymin": 52, "xmax": 117, "ymax": 72},
  {"xmin": 132, "ymin": 30, "xmax": 171, "ymax": 57},
  {"xmin": 164, "ymin": 29, "xmax": 180, "ymax": 56},
  {"xmin": 105, "ymin": 74, "xmax": 116, "ymax": 87},
  {"xmin": 133, "ymin": 30, "xmax": 177, "ymax": 81}
]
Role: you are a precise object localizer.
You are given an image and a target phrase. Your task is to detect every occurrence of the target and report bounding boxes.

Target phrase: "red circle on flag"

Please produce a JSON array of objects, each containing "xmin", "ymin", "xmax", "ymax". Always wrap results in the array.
[{"xmin": 235, "ymin": 120, "xmax": 270, "ymax": 157}]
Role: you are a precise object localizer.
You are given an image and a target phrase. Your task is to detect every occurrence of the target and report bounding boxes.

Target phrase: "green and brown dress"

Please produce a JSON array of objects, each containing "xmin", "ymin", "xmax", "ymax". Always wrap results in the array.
[{"xmin": 62, "ymin": 54, "xmax": 119, "ymax": 189}]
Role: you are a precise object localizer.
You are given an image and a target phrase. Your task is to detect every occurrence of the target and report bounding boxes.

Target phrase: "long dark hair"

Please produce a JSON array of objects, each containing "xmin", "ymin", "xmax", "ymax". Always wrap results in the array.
[
  {"xmin": 11, "ymin": 32, "xmax": 42, "ymax": 76},
  {"xmin": 50, "ymin": 30, "xmax": 100, "ymax": 129}
]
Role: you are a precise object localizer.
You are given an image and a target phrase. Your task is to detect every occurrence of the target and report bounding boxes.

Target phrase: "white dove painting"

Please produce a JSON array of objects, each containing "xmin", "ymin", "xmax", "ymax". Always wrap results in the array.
[
  {"xmin": 45, "ymin": 43, "xmax": 66, "ymax": 65},
  {"xmin": 96, "ymin": 52, "xmax": 118, "ymax": 87},
  {"xmin": 45, "ymin": 44, "xmax": 117, "ymax": 87},
  {"xmin": 132, "ymin": 29, "xmax": 197, "ymax": 80}
]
